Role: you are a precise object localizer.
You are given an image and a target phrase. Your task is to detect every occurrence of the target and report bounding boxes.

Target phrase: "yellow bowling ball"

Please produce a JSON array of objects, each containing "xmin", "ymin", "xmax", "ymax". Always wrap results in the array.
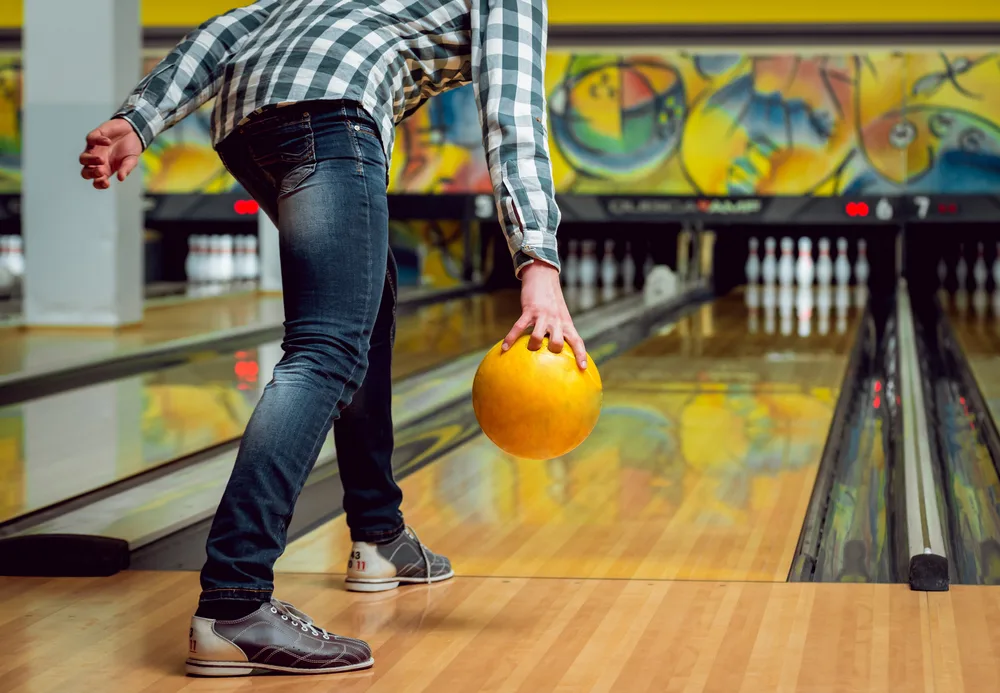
[{"xmin": 472, "ymin": 335, "xmax": 602, "ymax": 460}]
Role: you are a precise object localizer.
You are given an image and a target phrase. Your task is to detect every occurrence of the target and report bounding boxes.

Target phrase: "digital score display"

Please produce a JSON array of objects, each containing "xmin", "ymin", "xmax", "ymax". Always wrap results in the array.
[{"xmin": 911, "ymin": 196, "xmax": 961, "ymax": 220}]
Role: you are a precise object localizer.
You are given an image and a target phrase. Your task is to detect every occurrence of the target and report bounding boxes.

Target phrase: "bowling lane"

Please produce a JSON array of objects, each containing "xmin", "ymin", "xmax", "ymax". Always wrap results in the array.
[
  {"xmin": 946, "ymin": 290, "xmax": 1000, "ymax": 422},
  {"xmin": 0, "ymin": 288, "xmax": 618, "ymax": 525},
  {"xmin": 278, "ymin": 287, "xmax": 861, "ymax": 582}
]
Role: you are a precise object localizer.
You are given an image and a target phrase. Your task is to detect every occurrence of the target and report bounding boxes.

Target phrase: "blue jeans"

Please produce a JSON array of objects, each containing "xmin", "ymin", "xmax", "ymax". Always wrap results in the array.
[{"xmin": 201, "ymin": 101, "xmax": 404, "ymax": 604}]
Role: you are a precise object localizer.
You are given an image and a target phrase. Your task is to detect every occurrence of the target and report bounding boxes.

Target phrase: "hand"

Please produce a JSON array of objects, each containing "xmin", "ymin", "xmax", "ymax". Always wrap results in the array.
[
  {"xmin": 79, "ymin": 119, "xmax": 142, "ymax": 190},
  {"xmin": 502, "ymin": 260, "xmax": 588, "ymax": 369}
]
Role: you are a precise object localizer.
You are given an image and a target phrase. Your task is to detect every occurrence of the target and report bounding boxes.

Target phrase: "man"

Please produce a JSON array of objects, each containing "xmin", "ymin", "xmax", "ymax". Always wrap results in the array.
[{"xmin": 79, "ymin": 0, "xmax": 586, "ymax": 678}]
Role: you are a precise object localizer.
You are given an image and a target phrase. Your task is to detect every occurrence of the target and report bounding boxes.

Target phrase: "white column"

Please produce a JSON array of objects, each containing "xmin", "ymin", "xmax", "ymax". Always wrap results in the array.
[
  {"xmin": 22, "ymin": 0, "xmax": 143, "ymax": 327},
  {"xmin": 258, "ymin": 213, "xmax": 282, "ymax": 292}
]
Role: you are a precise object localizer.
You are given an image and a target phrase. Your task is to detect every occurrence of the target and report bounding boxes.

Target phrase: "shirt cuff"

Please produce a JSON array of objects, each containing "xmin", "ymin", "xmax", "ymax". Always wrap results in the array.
[
  {"xmin": 113, "ymin": 99, "xmax": 165, "ymax": 151},
  {"xmin": 513, "ymin": 242, "xmax": 560, "ymax": 279}
]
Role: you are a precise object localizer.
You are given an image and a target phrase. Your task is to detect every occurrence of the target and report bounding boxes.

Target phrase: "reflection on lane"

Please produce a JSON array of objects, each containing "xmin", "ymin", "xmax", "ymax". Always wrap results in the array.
[
  {"xmin": 278, "ymin": 291, "xmax": 861, "ymax": 582},
  {"xmin": 0, "ymin": 288, "xmax": 617, "ymax": 524}
]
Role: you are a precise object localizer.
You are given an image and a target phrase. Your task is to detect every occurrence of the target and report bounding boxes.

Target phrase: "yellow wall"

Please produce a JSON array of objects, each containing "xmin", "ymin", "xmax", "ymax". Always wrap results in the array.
[{"xmin": 1, "ymin": 0, "xmax": 998, "ymax": 28}]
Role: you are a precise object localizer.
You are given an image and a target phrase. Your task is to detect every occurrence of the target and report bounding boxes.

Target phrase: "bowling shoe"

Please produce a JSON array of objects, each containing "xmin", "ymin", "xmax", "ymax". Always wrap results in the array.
[
  {"xmin": 345, "ymin": 525, "xmax": 454, "ymax": 592},
  {"xmin": 186, "ymin": 599, "xmax": 373, "ymax": 677}
]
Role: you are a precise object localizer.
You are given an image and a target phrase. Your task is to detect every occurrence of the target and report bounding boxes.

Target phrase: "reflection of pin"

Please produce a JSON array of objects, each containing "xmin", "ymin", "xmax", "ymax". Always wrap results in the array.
[
  {"xmin": 601, "ymin": 284, "xmax": 616, "ymax": 303},
  {"xmin": 745, "ymin": 237, "xmax": 760, "ymax": 284},
  {"xmin": 746, "ymin": 283, "xmax": 760, "ymax": 334},
  {"xmin": 955, "ymin": 288, "xmax": 969, "ymax": 318},
  {"xmin": 564, "ymin": 240, "xmax": 580, "ymax": 286},
  {"xmin": 992, "ymin": 286, "xmax": 1000, "ymax": 322},
  {"xmin": 601, "ymin": 239, "xmax": 617, "ymax": 289},
  {"xmin": 854, "ymin": 284, "xmax": 868, "ymax": 309},
  {"xmin": 763, "ymin": 283, "xmax": 776, "ymax": 334},
  {"xmin": 835, "ymin": 285, "xmax": 850, "ymax": 334},
  {"xmin": 938, "ymin": 257, "xmax": 948, "ymax": 288},
  {"xmin": 579, "ymin": 284, "xmax": 598, "ymax": 311},
  {"xmin": 762, "ymin": 237, "xmax": 777, "ymax": 284},
  {"xmin": 816, "ymin": 285, "xmax": 832, "ymax": 335},
  {"xmin": 796, "ymin": 237, "xmax": 814, "ymax": 288},
  {"xmin": 796, "ymin": 285, "xmax": 813, "ymax": 337},
  {"xmin": 779, "ymin": 284, "xmax": 794, "ymax": 335},
  {"xmin": 974, "ymin": 288, "xmax": 988, "ymax": 326},
  {"xmin": 993, "ymin": 243, "xmax": 1000, "ymax": 289},
  {"xmin": 835, "ymin": 237, "xmax": 851, "ymax": 286}
]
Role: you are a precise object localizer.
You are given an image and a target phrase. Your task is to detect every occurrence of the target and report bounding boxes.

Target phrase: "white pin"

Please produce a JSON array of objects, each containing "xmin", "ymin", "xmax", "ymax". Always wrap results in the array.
[
  {"xmin": 938, "ymin": 257, "xmax": 948, "ymax": 289},
  {"xmin": 761, "ymin": 237, "xmax": 777, "ymax": 285},
  {"xmin": 564, "ymin": 240, "xmax": 580, "ymax": 287},
  {"xmin": 816, "ymin": 237, "xmax": 833, "ymax": 286},
  {"xmin": 956, "ymin": 244, "xmax": 968, "ymax": 290},
  {"xmin": 221, "ymin": 235, "xmax": 235, "ymax": 282},
  {"xmin": 834, "ymin": 237, "xmax": 851, "ymax": 286},
  {"xmin": 778, "ymin": 237, "xmax": 795, "ymax": 287},
  {"xmin": 643, "ymin": 248, "xmax": 654, "ymax": 279},
  {"xmin": 796, "ymin": 237, "xmax": 814, "ymax": 287},
  {"xmin": 854, "ymin": 239, "xmax": 870, "ymax": 285},
  {"xmin": 621, "ymin": 241, "xmax": 636, "ymax": 292},
  {"xmin": 745, "ymin": 236, "xmax": 760, "ymax": 284},
  {"xmin": 974, "ymin": 242, "xmax": 988, "ymax": 290},
  {"xmin": 6, "ymin": 235, "xmax": 23, "ymax": 279},
  {"xmin": 600, "ymin": 239, "xmax": 617, "ymax": 289},
  {"xmin": 579, "ymin": 240, "xmax": 598, "ymax": 288},
  {"xmin": 186, "ymin": 235, "xmax": 200, "ymax": 283},
  {"xmin": 246, "ymin": 235, "xmax": 260, "ymax": 281}
]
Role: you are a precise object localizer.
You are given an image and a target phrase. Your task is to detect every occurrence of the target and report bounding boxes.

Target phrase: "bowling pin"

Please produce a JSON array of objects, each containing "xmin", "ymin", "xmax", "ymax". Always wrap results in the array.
[
  {"xmin": 974, "ymin": 242, "xmax": 988, "ymax": 290},
  {"xmin": 834, "ymin": 237, "xmax": 851, "ymax": 286},
  {"xmin": 745, "ymin": 236, "xmax": 760, "ymax": 284},
  {"xmin": 763, "ymin": 283, "xmax": 776, "ymax": 334},
  {"xmin": 854, "ymin": 239, "xmax": 869, "ymax": 286},
  {"xmin": 973, "ymin": 287, "xmax": 988, "ymax": 326},
  {"xmin": 643, "ymin": 247, "xmax": 654, "ymax": 279},
  {"xmin": 186, "ymin": 235, "xmax": 200, "ymax": 282},
  {"xmin": 778, "ymin": 237, "xmax": 795, "ymax": 287},
  {"xmin": 246, "ymin": 235, "xmax": 260, "ymax": 281},
  {"xmin": 761, "ymin": 237, "xmax": 777, "ymax": 285},
  {"xmin": 600, "ymin": 239, "xmax": 617, "ymax": 289},
  {"xmin": 937, "ymin": 257, "xmax": 948, "ymax": 288},
  {"xmin": 956, "ymin": 244, "xmax": 968, "ymax": 290},
  {"xmin": 816, "ymin": 284, "xmax": 832, "ymax": 335},
  {"xmin": 6, "ymin": 236, "xmax": 23, "ymax": 279},
  {"xmin": 816, "ymin": 237, "xmax": 833, "ymax": 286},
  {"xmin": 621, "ymin": 242, "xmax": 636, "ymax": 292},
  {"xmin": 221, "ymin": 235, "xmax": 235, "ymax": 283},
  {"xmin": 579, "ymin": 240, "xmax": 598, "ymax": 288},
  {"xmin": 796, "ymin": 237, "xmax": 814, "ymax": 288},
  {"xmin": 563, "ymin": 240, "xmax": 580, "ymax": 287},
  {"xmin": 956, "ymin": 287, "xmax": 969, "ymax": 318}
]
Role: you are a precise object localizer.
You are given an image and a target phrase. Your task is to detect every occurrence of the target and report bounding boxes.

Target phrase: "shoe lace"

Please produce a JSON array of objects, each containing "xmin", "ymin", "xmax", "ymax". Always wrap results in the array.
[
  {"xmin": 270, "ymin": 599, "xmax": 332, "ymax": 640},
  {"xmin": 404, "ymin": 525, "xmax": 433, "ymax": 585}
]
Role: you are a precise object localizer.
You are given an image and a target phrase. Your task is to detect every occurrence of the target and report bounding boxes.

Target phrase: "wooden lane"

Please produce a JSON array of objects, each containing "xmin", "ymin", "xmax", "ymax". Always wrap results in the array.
[
  {"xmin": 278, "ymin": 292, "xmax": 862, "ymax": 582},
  {"xmin": 0, "ymin": 290, "xmax": 530, "ymax": 525},
  {"xmin": 2, "ymin": 570, "xmax": 996, "ymax": 692},
  {"xmin": 946, "ymin": 292, "xmax": 1000, "ymax": 425}
]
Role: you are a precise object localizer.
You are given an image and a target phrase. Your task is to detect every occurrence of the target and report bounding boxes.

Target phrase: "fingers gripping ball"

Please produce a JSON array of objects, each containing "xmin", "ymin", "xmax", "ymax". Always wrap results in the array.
[{"xmin": 472, "ymin": 335, "xmax": 603, "ymax": 460}]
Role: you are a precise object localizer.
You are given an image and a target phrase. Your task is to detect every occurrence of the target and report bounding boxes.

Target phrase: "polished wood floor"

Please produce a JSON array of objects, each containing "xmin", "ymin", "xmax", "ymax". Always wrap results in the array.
[
  {"xmin": 3, "ymin": 570, "xmax": 1000, "ymax": 692},
  {"xmin": 7, "ymin": 289, "xmax": 1000, "ymax": 692}
]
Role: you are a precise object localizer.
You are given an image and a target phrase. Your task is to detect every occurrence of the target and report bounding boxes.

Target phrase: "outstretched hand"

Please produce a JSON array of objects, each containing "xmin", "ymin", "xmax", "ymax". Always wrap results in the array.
[
  {"xmin": 79, "ymin": 119, "xmax": 142, "ymax": 190},
  {"xmin": 502, "ymin": 261, "xmax": 588, "ymax": 370}
]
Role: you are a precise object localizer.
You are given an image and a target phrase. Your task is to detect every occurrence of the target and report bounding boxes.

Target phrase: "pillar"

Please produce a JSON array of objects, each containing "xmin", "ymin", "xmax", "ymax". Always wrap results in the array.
[{"xmin": 23, "ymin": 0, "xmax": 143, "ymax": 327}]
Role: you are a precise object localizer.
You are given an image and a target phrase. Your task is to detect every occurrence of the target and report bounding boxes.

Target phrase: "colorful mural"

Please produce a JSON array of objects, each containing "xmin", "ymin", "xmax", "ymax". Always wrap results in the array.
[{"xmin": 1, "ymin": 50, "xmax": 998, "ymax": 196}]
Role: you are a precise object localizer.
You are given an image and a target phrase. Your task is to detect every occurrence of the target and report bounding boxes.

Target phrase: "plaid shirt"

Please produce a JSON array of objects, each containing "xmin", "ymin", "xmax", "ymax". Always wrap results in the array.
[{"xmin": 115, "ymin": 0, "xmax": 560, "ymax": 275}]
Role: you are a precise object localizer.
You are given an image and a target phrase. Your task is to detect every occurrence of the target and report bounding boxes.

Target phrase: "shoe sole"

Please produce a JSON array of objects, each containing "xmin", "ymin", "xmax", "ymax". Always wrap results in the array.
[
  {"xmin": 185, "ymin": 656, "xmax": 374, "ymax": 677},
  {"xmin": 345, "ymin": 569, "xmax": 456, "ymax": 593}
]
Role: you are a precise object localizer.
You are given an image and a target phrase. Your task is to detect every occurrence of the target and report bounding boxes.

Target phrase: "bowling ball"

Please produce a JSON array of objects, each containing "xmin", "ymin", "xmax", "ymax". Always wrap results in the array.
[{"xmin": 472, "ymin": 335, "xmax": 603, "ymax": 460}]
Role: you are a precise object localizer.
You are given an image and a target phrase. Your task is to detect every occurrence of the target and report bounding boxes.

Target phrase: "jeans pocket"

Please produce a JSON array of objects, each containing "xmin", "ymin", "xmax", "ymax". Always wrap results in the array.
[{"xmin": 246, "ymin": 113, "xmax": 317, "ymax": 196}]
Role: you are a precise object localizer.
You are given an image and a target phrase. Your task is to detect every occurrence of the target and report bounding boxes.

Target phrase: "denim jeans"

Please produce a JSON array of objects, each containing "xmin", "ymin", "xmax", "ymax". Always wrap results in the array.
[{"xmin": 201, "ymin": 101, "xmax": 404, "ymax": 604}]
